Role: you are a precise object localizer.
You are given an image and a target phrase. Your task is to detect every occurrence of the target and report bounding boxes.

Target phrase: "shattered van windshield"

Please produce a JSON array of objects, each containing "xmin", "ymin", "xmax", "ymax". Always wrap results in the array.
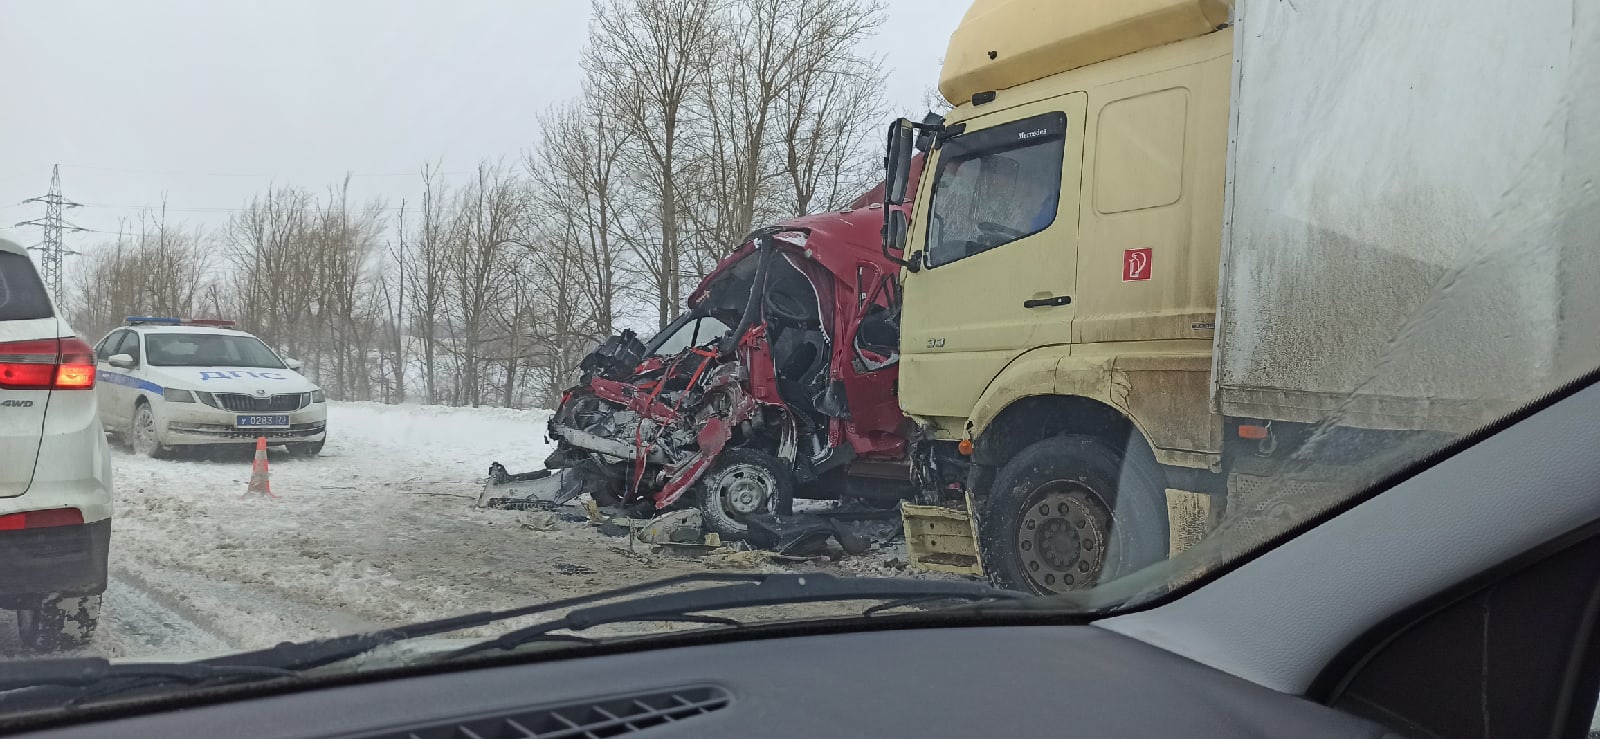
[{"xmin": 0, "ymin": 0, "xmax": 1595, "ymax": 718}]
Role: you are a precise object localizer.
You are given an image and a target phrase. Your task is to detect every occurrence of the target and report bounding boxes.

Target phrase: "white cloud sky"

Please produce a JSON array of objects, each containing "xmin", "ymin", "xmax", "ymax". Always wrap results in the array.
[{"xmin": 0, "ymin": 0, "xmax": 966, "ymax": 254}]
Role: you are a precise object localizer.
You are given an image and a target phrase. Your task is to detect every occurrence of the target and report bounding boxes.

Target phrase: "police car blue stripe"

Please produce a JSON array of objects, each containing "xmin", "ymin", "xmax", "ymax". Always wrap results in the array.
[{"xmin": 100, "ymin": 371, "xmax": 164, "ymax": 394}]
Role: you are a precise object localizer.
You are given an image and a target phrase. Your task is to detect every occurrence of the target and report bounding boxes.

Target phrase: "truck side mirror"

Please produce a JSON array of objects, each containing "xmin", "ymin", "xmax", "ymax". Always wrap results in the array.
[
  {"xmin": 884, "ymin": 119, "xmax": 915, "ymax": 206},
  {"xmin": 885, "ymin": 209, "xmax": 909, "ymax": 254}
]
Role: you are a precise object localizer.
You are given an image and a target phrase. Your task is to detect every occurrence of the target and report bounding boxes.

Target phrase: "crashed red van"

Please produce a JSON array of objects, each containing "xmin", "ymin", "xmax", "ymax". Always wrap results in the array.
[{"xmin": 485, "ymin": 168, "xmax": 920, "ymax": 540}]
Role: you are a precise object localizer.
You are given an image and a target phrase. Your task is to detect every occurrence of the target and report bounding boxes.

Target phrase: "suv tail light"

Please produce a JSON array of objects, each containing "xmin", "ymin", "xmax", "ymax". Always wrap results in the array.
[
  {"xmin": 0, "ymin": 508, "xmax": 84, "ymax": 530},
  {"xmin": 0, "ymin": 337, "xmax": 97, "ymax": 390}
]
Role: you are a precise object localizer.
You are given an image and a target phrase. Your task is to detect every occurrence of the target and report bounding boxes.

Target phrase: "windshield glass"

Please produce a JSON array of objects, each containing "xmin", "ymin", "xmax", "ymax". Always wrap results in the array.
[
  {"xmin": 650, "ymin": 315, "xmax": 731, "ymax": 356},
  {"xmin": 145, "ymin": 333, "xmax": 286, "ymax": 368},
  {"xmin": 1, "ymin": 0, "xmax": 1595, "ymax": 722}
]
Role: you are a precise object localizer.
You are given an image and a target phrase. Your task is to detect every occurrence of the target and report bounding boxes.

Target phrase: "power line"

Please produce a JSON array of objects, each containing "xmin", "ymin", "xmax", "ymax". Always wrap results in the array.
[
  {"xmin": 13, "ymin": 165, "xmax": 87, "ymax": 301},
  {"xmin": 59, "ymin": 163, "xmax": 474, "ymax": 179},
  {"xmin": 75, "ymin": 201, "xmax": 413, "ymax": 214}
]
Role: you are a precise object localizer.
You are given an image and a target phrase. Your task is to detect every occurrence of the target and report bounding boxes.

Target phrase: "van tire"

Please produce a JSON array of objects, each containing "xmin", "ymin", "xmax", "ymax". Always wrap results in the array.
[
  {"xmin": 979, "ymin": 435, "xmax": 1168, "ymax": 595},
  {"xmin": 697, "ymin": 449, "xmax": 795, "ymax": 541},
  {"xmin": 17, "ymin": 594, "xmax": 101, "ymax": 652}
]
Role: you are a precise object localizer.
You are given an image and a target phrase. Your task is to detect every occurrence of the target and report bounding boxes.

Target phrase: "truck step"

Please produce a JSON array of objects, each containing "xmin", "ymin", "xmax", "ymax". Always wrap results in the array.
[{"xmin": 901, "ymin": 494, "xmax": 985, "ymax": 577}]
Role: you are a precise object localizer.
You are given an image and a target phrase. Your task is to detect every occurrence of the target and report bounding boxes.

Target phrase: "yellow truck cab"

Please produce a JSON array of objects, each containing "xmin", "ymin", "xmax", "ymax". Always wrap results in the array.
[
  {"xmin": 887, "ymin": 1, "xmax": 1233, "ymax": 594},
  {"xmin": 882, "ymin": 0, "xmax": 1590, "ymax": 594}
]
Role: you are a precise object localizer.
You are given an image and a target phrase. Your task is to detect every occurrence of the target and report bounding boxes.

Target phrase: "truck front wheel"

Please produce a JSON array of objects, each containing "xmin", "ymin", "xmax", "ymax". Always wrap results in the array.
[{"xmin": 979, "ymin": 435, "xmax": 1168, "ymax": 595}]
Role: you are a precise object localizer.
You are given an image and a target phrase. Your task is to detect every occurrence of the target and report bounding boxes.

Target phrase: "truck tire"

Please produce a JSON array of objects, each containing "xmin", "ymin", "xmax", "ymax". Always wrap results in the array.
[
  {"xmin": 697, "ymin": 449, "xmax": 795, "ymax": 541},
  {"xmin": 17, "ymin": 594, "xmax": 101, "ymax": 652},
  {"xmin": 979, "ymin": 434, "xmax": 1168, "ymax": 595}
]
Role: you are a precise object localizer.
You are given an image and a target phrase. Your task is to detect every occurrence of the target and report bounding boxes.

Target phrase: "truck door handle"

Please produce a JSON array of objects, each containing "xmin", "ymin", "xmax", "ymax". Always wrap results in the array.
[{"xmin": 1023, "ymin": 295, "xmax": 1072, "ymax": 308}]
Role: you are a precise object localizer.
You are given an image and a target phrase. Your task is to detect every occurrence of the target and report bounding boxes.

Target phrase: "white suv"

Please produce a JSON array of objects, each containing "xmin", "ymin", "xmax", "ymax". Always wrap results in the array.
[
  {"xmin": 0, "ymin": 235, "xmax": 112, "ymax": 651},
  {"xmin": 94, "ymin": 319, "xmax": 327, "ymax": 457}
]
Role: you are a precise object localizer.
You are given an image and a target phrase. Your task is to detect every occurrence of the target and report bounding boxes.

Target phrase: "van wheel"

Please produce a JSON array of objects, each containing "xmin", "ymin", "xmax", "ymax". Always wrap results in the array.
[
  {"xmin": 979, "ymin": 435, "xmax": 1168, "ymax": 595},
  {"xmin": 17, "ymin": 594, "xmax": 101, "ymax": 652},
  {"xmin": 132, "ymin": 403, "xmax": 170, "ymax": 459},
  {"xmin": 696, "ymin": 449, "xmax": 795, "ymax": 541}
]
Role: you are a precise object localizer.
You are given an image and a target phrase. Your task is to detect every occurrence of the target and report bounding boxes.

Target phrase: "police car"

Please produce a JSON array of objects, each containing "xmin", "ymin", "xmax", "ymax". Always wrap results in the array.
[{"xmin": 93, "ymin": 318, "xmax": 327, "ymax": 458}]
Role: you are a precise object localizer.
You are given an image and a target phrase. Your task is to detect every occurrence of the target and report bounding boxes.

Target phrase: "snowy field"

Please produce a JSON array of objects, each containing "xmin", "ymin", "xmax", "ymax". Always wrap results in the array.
[{"xmin": 0, "ymin": 402, "xmax": 912, "ymax": 660}]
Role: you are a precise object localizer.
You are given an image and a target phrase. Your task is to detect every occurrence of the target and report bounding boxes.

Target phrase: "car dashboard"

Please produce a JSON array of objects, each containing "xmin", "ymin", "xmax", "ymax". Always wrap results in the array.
[{"xmin": 13, "ymin": 625, "xmax": 1392, "ymax": 738}]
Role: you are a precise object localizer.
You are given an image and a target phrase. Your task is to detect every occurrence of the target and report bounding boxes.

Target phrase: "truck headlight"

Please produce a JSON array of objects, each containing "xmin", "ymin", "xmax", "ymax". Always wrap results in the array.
[
  {"xmin": 310, "ymin": 389, "xmax": 325, "ymax": 403},
  {"xmin": 164, "ymin": 388, "xmax": 197, "ymax": 403}
]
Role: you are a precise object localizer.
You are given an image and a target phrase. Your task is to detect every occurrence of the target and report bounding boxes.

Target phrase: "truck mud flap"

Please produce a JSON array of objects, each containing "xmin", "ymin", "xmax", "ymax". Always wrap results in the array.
[{"xmin": 901, "ymin": 493, "xmax": 985, "ymax": 576}]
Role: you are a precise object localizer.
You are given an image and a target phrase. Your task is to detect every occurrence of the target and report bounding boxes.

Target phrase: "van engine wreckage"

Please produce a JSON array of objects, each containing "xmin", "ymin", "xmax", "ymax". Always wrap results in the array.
[{"xmin": 482, "ymin": 187, "xmax": 921, "ymax": 550}]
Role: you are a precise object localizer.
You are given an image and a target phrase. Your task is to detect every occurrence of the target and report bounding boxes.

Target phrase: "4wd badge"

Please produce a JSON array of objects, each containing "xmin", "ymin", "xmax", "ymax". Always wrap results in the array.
[{"xmin": 1123, "ymin": 248, "xmax": 1152, "ymax": 282}]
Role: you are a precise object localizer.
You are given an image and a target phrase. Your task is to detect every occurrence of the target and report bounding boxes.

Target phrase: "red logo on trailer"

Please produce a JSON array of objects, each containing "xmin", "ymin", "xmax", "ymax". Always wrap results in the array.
[{"xmin": 1123, "ymin": 248, "xmax": 1152, "ymax": 281}]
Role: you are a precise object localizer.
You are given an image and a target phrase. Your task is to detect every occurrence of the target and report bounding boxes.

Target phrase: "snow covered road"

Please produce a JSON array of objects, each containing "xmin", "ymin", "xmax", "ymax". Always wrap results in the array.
[
  {"xmin": 8, "ymin": 402, "xmax": 907, "ymax": 661},
  {"xmin": 0, "ymin": 403, "xmax": 615, "ymax": 658}
]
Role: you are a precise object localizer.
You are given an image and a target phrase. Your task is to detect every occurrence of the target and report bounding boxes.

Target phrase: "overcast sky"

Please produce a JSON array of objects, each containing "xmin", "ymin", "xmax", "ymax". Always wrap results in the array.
[{"xmin": 0, "ymin": 0, "xmax": 965, "ymax": 257}]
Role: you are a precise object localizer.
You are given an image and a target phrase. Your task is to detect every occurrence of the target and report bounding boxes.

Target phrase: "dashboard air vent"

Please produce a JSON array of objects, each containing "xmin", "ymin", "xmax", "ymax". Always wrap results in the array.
[{"xmin": 357, "ymin": 684, "xmax": 732, "ymax": 739}]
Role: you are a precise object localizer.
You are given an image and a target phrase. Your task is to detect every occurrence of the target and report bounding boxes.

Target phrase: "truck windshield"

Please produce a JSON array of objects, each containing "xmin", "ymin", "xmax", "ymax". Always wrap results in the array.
[
  {"xmin": 145, "ymin": 333, "xmax": 287, "ymax": 369},
  {"xmin": 925, "ymin": 112, "xmax": 1066, "ymax": 267}
]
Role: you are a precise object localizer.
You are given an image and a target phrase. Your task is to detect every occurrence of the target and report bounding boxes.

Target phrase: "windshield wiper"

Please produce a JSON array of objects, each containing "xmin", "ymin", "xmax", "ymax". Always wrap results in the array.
[
  {"xmin": 0, "ymin": 657, "xmax": 294, "ymax": 693},
  {"xmin": 0, "ymin": 657, "xmax": 300, "ymax": 712},
  {"xmin": 203, "ymin": 572, "xmax": 1023, "ymax": 673},
  {"xmin": 439, "ymin": 572, "xmax": 1026, "ymax": 661}
]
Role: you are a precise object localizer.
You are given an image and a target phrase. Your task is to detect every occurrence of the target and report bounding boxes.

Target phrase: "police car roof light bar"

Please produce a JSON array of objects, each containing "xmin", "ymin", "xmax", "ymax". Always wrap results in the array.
[{"xmin": 124, "ymin": 316, "xmax": 237, "ymax": 328}]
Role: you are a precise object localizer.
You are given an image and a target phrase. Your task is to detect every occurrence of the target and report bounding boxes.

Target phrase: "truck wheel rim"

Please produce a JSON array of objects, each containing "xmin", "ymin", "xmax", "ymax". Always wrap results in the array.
[{"xmin": 1017, "ymin": 485, "xmax": 1109, "ymax": 594}]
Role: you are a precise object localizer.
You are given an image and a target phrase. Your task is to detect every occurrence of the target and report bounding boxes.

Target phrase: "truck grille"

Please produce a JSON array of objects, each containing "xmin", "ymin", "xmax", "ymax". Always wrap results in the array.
[{"xmin": 211, "ymin": 393, "xmax": 307, "ymax": 412}]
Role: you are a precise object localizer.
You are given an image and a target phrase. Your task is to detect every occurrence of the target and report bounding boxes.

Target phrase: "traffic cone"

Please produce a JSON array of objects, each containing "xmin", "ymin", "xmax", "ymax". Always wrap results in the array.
[{"xmin": 246, "ymin": 436, "xmax": 276, "ymax": 498}]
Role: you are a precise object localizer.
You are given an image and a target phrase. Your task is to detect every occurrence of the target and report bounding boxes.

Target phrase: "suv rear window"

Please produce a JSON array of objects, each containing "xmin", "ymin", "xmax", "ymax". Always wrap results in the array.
[{"xmin": 0, "ymin": 252, "xmax": 54, "ymax": 321}]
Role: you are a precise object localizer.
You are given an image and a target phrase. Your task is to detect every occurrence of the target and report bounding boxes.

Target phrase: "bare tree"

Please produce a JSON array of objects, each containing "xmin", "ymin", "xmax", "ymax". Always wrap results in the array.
[
  {"xmin": 224, "ymin": 186, "xmax": 317, "ymax": 358},
  {"xmin": 67, "ymin": 212, "xmax": 213, "ymax": 342},
  {"xmin": 403, "ymin": 164, "xmax": 453, "ymax": 404},
  {"xmin": 676, "ymin": 0, "xmax": 884, "ymax": 275},
  {"xmin": 376, "ymin": 201, "xmax": 409, "ymax": 403},
  {"xmin": 304, "ymin": 176, "xmax": 385, "ymax": 400},
  {"xmin": 528, "ymin": 98, "xmax": 631, "ymax": 338},
  {"xmin": 586, "ymin": 0, "xmax": 722, "ymax": 328},
  {"xmin": 445, "ymin": 160, "xmax": 530, "ymax": 406}
]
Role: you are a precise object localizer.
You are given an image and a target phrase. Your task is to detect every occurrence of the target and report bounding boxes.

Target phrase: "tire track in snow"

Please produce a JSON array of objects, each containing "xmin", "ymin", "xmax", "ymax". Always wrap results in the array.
[
  {"xmin": 109, "ymin": 557, "xmax": 385, "ymax": 652},
  {"xmin": 100, "ymin": 568, "xmax": 236, "ymax": 658}
]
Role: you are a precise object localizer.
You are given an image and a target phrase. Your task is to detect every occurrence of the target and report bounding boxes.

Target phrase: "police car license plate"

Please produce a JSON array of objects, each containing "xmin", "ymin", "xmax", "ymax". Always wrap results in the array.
[{"xmin": 236, "ymin": 414, "xmax": 290, "ymax": 429}]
